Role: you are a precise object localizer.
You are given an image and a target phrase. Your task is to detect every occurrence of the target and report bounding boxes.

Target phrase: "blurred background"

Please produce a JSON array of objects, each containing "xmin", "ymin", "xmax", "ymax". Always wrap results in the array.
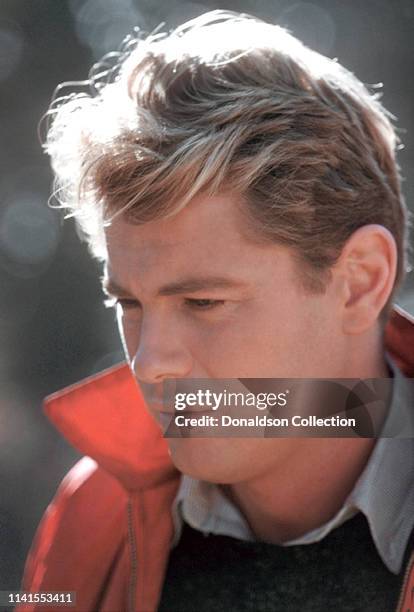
[{"xmin": 0, "ymin": 0, "xmax": 413, "ymax": 591}]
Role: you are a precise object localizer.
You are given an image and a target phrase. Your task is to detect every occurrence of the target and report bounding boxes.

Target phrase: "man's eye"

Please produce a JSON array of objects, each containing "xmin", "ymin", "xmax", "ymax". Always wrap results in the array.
[{"xmin": 185, "ymin": 298, "xmax": 225, "ymax": 310}]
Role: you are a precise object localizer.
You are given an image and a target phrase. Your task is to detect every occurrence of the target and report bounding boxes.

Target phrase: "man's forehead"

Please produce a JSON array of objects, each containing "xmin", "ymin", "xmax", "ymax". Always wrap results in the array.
[
  {"xmin": 104, "ymin": 217, "xmax": 190, "ymax": 256},
  {"xmin": 103, "ymin": 197, "xmax": 255, "ymax": 280}
]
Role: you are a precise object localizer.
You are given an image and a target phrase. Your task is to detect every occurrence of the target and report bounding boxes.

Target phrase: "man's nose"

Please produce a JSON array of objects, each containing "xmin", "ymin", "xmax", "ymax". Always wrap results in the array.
[{"xmin": 131, "ymin": 313, "xmax": 193, "ymax": 384}]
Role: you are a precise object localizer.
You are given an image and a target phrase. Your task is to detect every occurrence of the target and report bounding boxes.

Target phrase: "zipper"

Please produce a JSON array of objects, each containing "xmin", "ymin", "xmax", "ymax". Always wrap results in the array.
[
  {"xmin": 127, "ymin": 497, "xmax": 139, "ymax": 612},
  {"xmin": 395, "ymin": 551, "xmax": 414, "ymax": 612}
]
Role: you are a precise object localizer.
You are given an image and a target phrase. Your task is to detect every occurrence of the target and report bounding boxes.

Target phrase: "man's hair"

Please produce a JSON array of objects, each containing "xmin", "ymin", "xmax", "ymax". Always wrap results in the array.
[{"xmin": 45, "ymin": 10, "xmax": 411, "ymax": 321}]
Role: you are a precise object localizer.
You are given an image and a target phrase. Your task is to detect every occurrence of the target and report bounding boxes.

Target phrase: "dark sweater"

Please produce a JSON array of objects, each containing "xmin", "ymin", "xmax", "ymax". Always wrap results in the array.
[{"xmin": 158, "ymin": 512, "xmax": 411, "ymax": 612}]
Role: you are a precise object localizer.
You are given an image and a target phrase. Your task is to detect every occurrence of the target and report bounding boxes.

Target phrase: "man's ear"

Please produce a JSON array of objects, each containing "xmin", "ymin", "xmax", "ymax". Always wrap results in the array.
[{"xmin": 336, "ymin": 224, "xmax": 397, "ymax": 334}]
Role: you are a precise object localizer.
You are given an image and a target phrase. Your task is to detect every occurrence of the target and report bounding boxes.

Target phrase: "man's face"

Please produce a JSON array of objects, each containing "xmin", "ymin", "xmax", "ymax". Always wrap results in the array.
[{"xmin": 104, "ymin": 192, "xmax": 347, "ymax": 482}]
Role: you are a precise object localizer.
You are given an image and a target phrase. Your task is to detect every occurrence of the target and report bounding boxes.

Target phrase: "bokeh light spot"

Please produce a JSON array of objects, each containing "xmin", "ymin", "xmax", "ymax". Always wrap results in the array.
[
  {"xmin": 69, "ymin": 0, "xmax": 146, "ymax": 58},
  {"xmin": 0, "ymin": 22, "xmax": 24, "ymax": 82},
  {"xmin": 0, "ymin": 195, "xmax": 60, "ymax": 275}
]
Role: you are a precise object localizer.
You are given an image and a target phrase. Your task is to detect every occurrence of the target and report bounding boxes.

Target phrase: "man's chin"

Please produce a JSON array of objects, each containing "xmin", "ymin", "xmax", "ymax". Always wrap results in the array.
[
  {"xmin": 165, "ymin": 437, "xmax": 250, "ymax": 484},
  {"xmin": 167, "ymin": 438, "xmax": 266, "ymax": 484}
]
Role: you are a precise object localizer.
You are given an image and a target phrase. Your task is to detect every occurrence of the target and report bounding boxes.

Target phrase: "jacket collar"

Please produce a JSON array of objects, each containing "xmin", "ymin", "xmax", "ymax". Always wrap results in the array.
[
  {"xmin": 384, "ymin": 305, "xmax": 414, "ymax": 377},
  {"xmin": 45, "ymin": 304, "xmax": 414, "ymax": 491},
  {"xmin": 45, "ymin": 362, "xmax": 178, "ymax": 491}
]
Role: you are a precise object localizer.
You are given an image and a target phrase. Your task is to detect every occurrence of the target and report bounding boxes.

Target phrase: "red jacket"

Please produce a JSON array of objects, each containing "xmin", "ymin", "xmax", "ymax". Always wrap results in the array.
[{"xmin": 18, "ymin": 305, "xmax": 414, "ymax": 612}]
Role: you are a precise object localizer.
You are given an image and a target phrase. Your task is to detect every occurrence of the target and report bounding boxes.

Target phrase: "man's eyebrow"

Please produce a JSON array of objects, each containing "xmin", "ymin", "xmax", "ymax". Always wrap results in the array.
[
  {"xmin": 101, "ymin": 275, "xmax": 247, "ymax": 297},
  {"xmin": 157, "ymin": 276, "xmax": 247, "ymax": 296}
]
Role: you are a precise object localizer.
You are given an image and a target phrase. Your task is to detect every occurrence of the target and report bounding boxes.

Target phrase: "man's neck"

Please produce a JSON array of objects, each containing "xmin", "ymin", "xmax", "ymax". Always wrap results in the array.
[
  {"xmin": 223, "ymin": 436, "xmax": 376, "ymax": 543},
  {"xmin": 223, "ymin": 350, "xmax": 391, "ymax": 544}
]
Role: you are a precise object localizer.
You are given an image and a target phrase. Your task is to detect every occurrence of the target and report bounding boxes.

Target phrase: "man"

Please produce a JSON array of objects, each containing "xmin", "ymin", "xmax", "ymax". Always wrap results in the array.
[{"xmin": 19, "ymin": 10, "xmax": 414, "ymax": 612}]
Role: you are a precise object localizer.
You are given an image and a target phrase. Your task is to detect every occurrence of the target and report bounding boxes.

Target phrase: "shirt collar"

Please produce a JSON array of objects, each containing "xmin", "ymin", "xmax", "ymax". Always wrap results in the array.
[{"xmin": 345, "ymin": 354, "xmax": 414, "ymax": 573}]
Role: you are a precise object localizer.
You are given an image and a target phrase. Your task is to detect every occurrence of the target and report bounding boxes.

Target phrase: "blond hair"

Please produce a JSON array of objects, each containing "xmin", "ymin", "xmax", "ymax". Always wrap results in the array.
[{"xmin": 44, "ymin": 10, "xmax": 411, "ymax": 317}]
